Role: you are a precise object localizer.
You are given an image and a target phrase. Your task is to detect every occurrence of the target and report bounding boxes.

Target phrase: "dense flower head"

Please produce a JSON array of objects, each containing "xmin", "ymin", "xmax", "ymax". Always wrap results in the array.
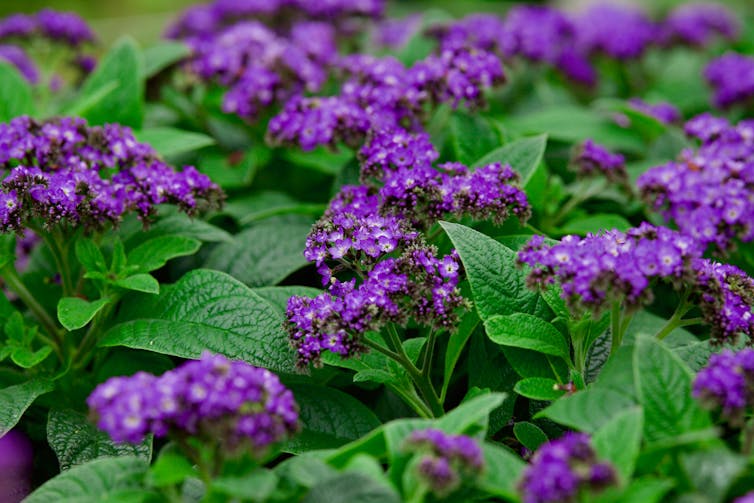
[
  {"xmin": 286, "ymin": 245, "xmax": 464, "ymax": 367},
  {"xmin": 166, "ymin": 0, "xmax": 385, "ymax": 40},
  {"xmin": 661, "ymin": 3, "xmax": 738, "ymax": 47},
  {"xmin": 0, "ymin": 116, "xmax": 222, "ymax": 233},
  {"xmin": 735, "ymin": 492, "xmax": 754, "ymax": 503},
  {"xmin": 373, "ymin": 14, "xmax": 422, "ymax": 49},
  {"xmin": 694, "ymin": 260, "xmax": 754, "ymax": 344},
  {"xmin": 518, "ymin": 224, "xmax": 702, "ymax": 313},
  {"xmin": 573, "ymin": 3, "xmax": 657, "ymax": 60},
  {"xmin": 638, "ymin": 115, "xmax": 754, "ymax": 251},
  {"xmin": 0, "ymin": 45, "xmax": 38, "ymax": 84},
  {"xmin": 500, "ymin": 6, "xmax": 573, "ymax": 63},
  {"xmin": 87, "ymin": 352, "xmax": 299, "ymax": 452},
  {"xmin": 693, "ymin": 348, "xmax": 754, "ymax": 425},
  {"xmin": 404, "ymin": 429, "xmax": 484, "ymax": 496},
  {"xmin": 704, "ymin": 53, "xmax": 754, "ymax": 109},
  {"xmin": 519, "ymin": 432, "xmax": 617, "ymax": 503},
  {"xmin": 359, "ymin": 129, "xmax": 439, "ymax": 180},
  {"xmin": 627, "ymin": 98, "xmax": 681, "ymax": 125},
  {"xmin": 573, "ymin": 139, "xmax": 627, "ymax": 183},
  {"xmin": 0, "ymin": 9, "xmax": 95, "ymax": 47}
]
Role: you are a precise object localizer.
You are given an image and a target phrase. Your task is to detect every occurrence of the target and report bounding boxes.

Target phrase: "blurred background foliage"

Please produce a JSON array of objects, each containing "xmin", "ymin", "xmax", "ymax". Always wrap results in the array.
[{"xmin": 0, "ymin": 1, "xmax": 749, "ymax": 45}]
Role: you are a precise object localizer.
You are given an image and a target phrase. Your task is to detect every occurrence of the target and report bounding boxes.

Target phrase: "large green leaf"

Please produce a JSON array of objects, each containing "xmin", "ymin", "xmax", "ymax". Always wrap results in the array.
[
  {"xmin": 127, "ymin": 235, "xmax": 201, "ymax": 273},
  {"xmin": 485, "ymin": 313, "xmax": 570, "ymax": 360},
  {"xmin": 79, "ymin": 37, "xmax": 144, "ymax": 128},
  {"xmin": 134, "ymin": 127, "xmax": 215, "ymax": 158},
  {"xmin": 477, "ymin": 443, "xmax": 526, "ymax": 499},
  {"xmin": 473, "ymin": 134, "xmax": 547, "ymax": 186},
  {"xmin": 303, "ymin": 472, "xmax": 400, "ymax": 503},
  {"xmin": 633, "ymin": 336, "xmax": 710, "ymax": 442},
  {"xmin": 23, "ymin": 456, "xmax": 152, "ymax": 503},
  {"xmin": 47, "ymin": 409, "xmax": 152, "ymax": 471},
  {"xmin": 0, "ymin": 379, "xmax": 54, "ymax": 435},
  {"xmin": 101, "ymin": 269, "xmax": 296, "ymax": 373},
  {"xmin": 436, "ymin": 393, "xmax": 506, "ymax": 435},
  {"xmin": 446, "ymin": 111, "xmax": 501, "ymax": 165},
  {"xmin": 123, "ymin": 212, "xmax": 232, "ymax": 248},
  {"xmin": 679, "ymin": 448, "xmax": 747, "ymax": 503},
  {"xmin": 142, "ymin": 41, "xmax": 190, "ymax": 78},
  {"xmin": 537, "ymin": 387, "xmax": 635, "ymax": 433},
  {"xmin": 0, "ymin": 62, "xmax": 34, "ymax": 121},
  {"xmin": 440, "ymin": 221, "xmax": 550, "ymax": 321},
  {"xmin": 205, "ymin": 217, "xmax": 312, "ymax": 287},
  {"xmin": 285, "ymin": 383, "xmax": 381, "ymax": 453},
  {"xmin": 254, "ymin": 286, "xmax": 321, "ymax": 314},
  {"xmin": 592, "ymin": 407, "xmax": 643, "ymax": 483}
]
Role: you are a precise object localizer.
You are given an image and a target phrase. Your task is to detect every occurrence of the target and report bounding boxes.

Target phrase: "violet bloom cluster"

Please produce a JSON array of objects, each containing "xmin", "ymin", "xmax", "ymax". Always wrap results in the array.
[
  {"xmin": 268, "ymin": 44, "xmax": 505, "ymax": 150},
  {"xmin": 705, "ymin": 52, "xmax": 754, "ymax": 109},
  {"xmin": 573, "ymin": 139, "xmax": 627, "ymax": 184},
  {"xmin": 661, "ymin": 3, "xmax": 739, "ymax": 47},
  {"xmin": 627, "ymin": 98, "xmax": 681, "ymax": 125},
  {"xmin": 404, "ymin": 429, "xmax": 484, "ymax": 497},
  {"xmin": 638, "ymin": 115, "xmax": 754, "ymax": 251},
  {"xmin": 693, "ymin": 348, "xmax": 754, "ymax": 425},
  {"xmin": 735, "ymin": 492, "xmax": 754, "ymax": 503},
  {"xmin": 88, "ymin": 352, "xmax": 299, "ymax": 452},
  {"xmin": 519, "ymin": 432, "xmax": 617, "ymax": 503},
  {"xmin": 694, "ymin": 261, "xmax": 754, "ymax": 344},
  {"xmin": 0, "ymin": 116, "xmax": 222, "ymax": 233}
]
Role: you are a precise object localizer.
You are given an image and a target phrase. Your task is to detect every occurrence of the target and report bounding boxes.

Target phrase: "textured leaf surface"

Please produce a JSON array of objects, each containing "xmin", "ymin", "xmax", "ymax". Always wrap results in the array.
[
  {"xmin": 285, "ymin": 384, "xmax": 381, "ymax": 453},
  {"xmin": 513, "ymin": 421, "xmax": 548, "ymax": 451},
  {"xmin": 59, "ymin": 296, "xmax": 110, "ymax": 332},
  {"xmin": 447, "ymin": 111, "xmax": 500, "ymax": 165},
  {"xmin": 0, "ymin": 379, "xmax": 53, "ymax": 435},
  {"xmin": 514, "ymin": 377, "xmax": 564, "ymax": 401},
  {"xmin": 537, "ymin": 388, "xmax": 635, "ymax": 433},
  {"xmin": 127, "ymin": 235, "xmax": 201, "ymax": 273},
  {"xmin": 593, "ymin": 407, "xmax": 643, "ymax": 482},
  {"xmin": 485, "ymin": 313, "xmax": 570, "ymax": 359},
  {"xmin": 205, "ymin": 218, "xmax": 311, "ymax": 287},
  {"xmin": 441, "ymin": 222, "xmax": 550, "ymax": 321},
  {"xmin": 24, "ymin": 456, "xmax": 150, "ymax": 503},
  {"xmin": 101, "ymin": 269, "xmax": 295, "ymax": 373},
  {"xmin": 47, "ymin": 409, "xmax": 152, "ymax": 471}
]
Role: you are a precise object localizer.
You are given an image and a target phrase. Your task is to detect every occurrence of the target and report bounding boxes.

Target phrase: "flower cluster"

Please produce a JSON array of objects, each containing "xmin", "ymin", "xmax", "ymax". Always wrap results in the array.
[
  {"xmin": 705, "ymin": 52, "xmax": 754, "ymax": 109},
  {"xmin": 572, "ymin": 139, "xmax": 627, "ymax": 184},
  {"xmin": 0, "ymin": 10, "xmax": 96, "ymax": 86},
  {"xmin": 735, "ymin": 492, "xmax": 754, "ymax": 503},
  {"xmin": 518, "ymin": 224, "xmax": 701, "ymax": 313},
  {"xmin": 638, "ymin": 115, "xmax": 754, "ymax": 251},
  {"xmin": 88, "ymin": 352, "xmax": 299, "ymax": 452},
  {"xmin": 0, "ymin": 116, "xmax": 222, "ymax": 233},
  {"xmin": 404, "ymin": 429, "xmax": 484, "ymax": 497},
  {"xmin": 694, "ymin": 261, "xmax": 754, "ymax": 344},
  {"xmin": 519, "ymin": 432, "xmax": 617, "ymax": 503},
  {"xmin": 693, "ymin": 348, "xmax": 754, "ymax": 425},
  {"xmin": 267, "ymin": 44, "xmax": 504, "ymax": 150},
  {"xmin": 432, "ymin": 3, "xmax": 737, "ymax": 89},
  {"xmin": 627, "ymin": 98, "xmax": 681, "ymax": 125}
]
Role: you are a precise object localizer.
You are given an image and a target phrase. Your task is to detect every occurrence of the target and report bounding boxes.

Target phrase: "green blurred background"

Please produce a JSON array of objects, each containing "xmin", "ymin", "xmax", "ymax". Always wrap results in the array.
[{"xmin": 0, "ymin": 0, "xmax": 745, "ymax": 45}]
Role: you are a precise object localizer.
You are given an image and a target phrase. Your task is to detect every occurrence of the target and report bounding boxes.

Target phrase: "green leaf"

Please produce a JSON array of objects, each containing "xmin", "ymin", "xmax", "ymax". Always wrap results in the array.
[
  {"xmin": 60, "ymin": 81, "xmax": 118, "ymax": 117},
  {"xmin": 442, "ymin": 310, "xmax": 479, "ymax": 399},
  {"xmin": 254, "ymin": 286, "xmax": 321, "ymax": 314},
  {"xmin": 560, "ymin": 214, "xmax": 632, "ymax": 235},
  {"xmin": 0, "ymin": 62, "xmax": 35, "ymax": 121},
  {"xmin": 601, "ymin": 478, "xmax": 674, "ymax": 503},
  {"xmin": 205, "ymin": 217, "xmax": 312, "ymax": 287},
  {"xmin": 680, "ymin": 447, "xmax": 747, "ymax": 503},
  {"xmin": 123, "ymin": 212, "xmax": 232, "ymax": 248},
  {"xmin": 101, "ymin": 269, "xmax": 295, "ymax": 374},
  {"xmin": 47, "ymin": 409, "xmax": 152, "ymax": 471},
  {"xmin": 592, "ymin": 407, "xmax": 643, "ymax": 483},
  {"xmin": 0, "ymin": 379, "xmax": 53, "ymax": 435},
  {"xmin": 10, "ymin": 346, "xmax": 52, "ymax": 368},
  {"xmin": 303, "ymin": 472, "xmax": 400, "ymax": 503},
  {"xmin": 127, "ymin": 235, "xmax": 201, "ymax": 273},
  {"xmin": 436, "ymin": 392, "xmax": 506, "ymax": 435},
  {"xmin": 284, "ymin": 147, "xmax": 354, "ymax": 176},
  {"xmin": 23, "ymin": 456, "xmax": 150, "ymax": 503},
  {"xmin": 537, "ymin": 387, "xmax": 635, "ymax": 433},
  {"xmin": 75, "ymin": 238, "xmax": 107, "ymax": 273},
  {"xmin": 80, "ymin": 37, "xmax": 144, "ymax": 128},
  {"xmin": 514, "ymin": 421, "xmax": 548, "ymax": 451},
  {"xmin": 633, "ymin": 336, "xmax": 710, "ymax": 442},
  {"xmin": 134, "ymin": 127, "xmax": 215, "ymax": 158},
  {"xmin": 485, "ymin": 313, "xmax": 570, "ymax": 360},
  {"xmin": 57, "ymin": 297, "xmax": 111, "ymax": 331},
  {"xmin": 142, "ymin": 41, "xmax": 190, "ymax": 78},
  {"xmin": 502, "ymin": 346, "xmax": 566, "ymax": 380},
  {"xmin": 447, "ymin": 111, "xmax": 500, "ymax": 165},
  {"xmin": 285, "ymin": 383, "xmax": 381, "ymax": 453},
  {"xmin": 474, "ymin": 134, "xmax": 547, "ymax": 186},
  {"xmin": 113, "ymin": 274, "xmax": 160, "ymax": 294},
  {"xmin": 514, "ymin": 377, "xmax": 565, "ymax": 401},
  {"xmin": 211, "ymin": 470, "xmax": 278, "ymax": 502},
  {"xmin": 223, "ymin": 191, "xmax": 325, "ymax": 225},
  {"xmin": 477, "ymin": 443, "xmax": 526, "ymax": 499},
  {"xmin": 440, "ymin": 221, "xmax": 550, "ymax": 321},
  {"xmin": 0, "ymin": 233, "xmax": 15, "ymax": 269},
  {"xmin": 147, "ymin": 446, "xmax": 195, "ymax": 487}
]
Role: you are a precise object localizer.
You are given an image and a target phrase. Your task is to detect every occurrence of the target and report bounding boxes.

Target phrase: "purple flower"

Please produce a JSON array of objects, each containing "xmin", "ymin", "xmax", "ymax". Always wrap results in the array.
[
  {"xmin": 0, "ymin": 10, "xmax": 95, "ymax": 47},
  {"xmin": 694, "ymin": 261, "xmax": 754, "ymax": 345},
  {"xmin": 573, "ymin": 3, "xmax": 657, "ymax": 60},
  {"xmin": 88, "ymin": 352, "xmax": 299, "ymax": 452},
  {"xmin": 0, "ymin": 45, "xmax": 38, "ymax": 84},
  {"xmin": 519, "ymin": 432, "xmax": 617, "ymax": 503},
  {"xmin": 0, "ymin": 116, "xmax": 222, "ymax": 233},
  {"xmin": 705, "ymin": 52, "xmax": 754, "ymax": 109},
  {"xmin": 662, "ymin": 3, "xmax": 738, "ymax": 47},
  {"xmin": 693, "ymin": 348, "xmax": 754, "ymax": 425},
  {"xmin": 373, "ymin": 14, "xmax": 421, "ymax": 49},
  {"xmin": 405, "ymin": 429, "xmax": 484, "ymax": 497},
  {"xmin": 735, "ymin": 492, "xmax": 754, "ymax": 503},
  {"xmin": 500, "ymin": 6, "xmax": 574, "ymax": 63},
  {"xmin": 573, "ymin": 139, "xmax": 627, "ymax": 183},
  {"xmin": 627, "ymin": 98, "xmax": 680, "ymax": 125}
]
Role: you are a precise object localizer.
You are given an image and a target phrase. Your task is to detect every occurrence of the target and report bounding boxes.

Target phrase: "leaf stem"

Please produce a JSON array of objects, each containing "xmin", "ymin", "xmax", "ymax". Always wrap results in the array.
[
  {"xmin": 654, "ymin": 290, "xmax": 696, "ymax": 341},
  {"xmin": 610, "ymin": 301, "xmax": 623, "ymax": 354}
]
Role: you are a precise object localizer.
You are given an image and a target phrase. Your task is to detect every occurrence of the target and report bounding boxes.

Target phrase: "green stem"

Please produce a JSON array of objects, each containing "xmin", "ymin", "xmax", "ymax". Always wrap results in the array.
[
  {"xmin": 654, "ymin": 292, "xmax": 695, "ymax": 341},
  {"xmin": 610, "ymin": 301, "xmax": 623, "ymax": 354},
  {"xmin": 384, "ymin": 325, "xmax": 444, "ymax": 417},
  {"xmin": 1, "ymin": 265, "xmax": 62, "ymax": 348},
  {"xmin": 551, "ymin": 180, "xmax": 608, "ymax": 226},
  {"xmin": 421, "ymin": 329, "xmax": 437, "ymax": 379},
  {"xmin": 73, "ymin": 293, "xmax": 118, "ymax": 370}
]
